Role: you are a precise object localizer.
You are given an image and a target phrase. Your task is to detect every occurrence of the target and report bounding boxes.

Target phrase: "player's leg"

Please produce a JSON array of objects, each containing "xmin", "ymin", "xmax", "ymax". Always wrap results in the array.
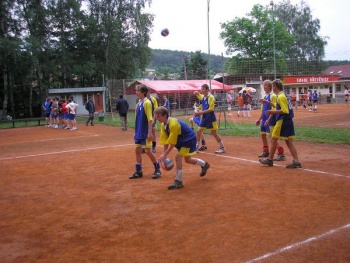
[
  {"xmin": 210, "ymin": 129, "xmax": 226, "ymax": 153},
  {"xmin": 196, "ymin": 127, "xmax": 205, "ymax": 150},
  {"xmin": 129, "ymin": 144, "xmax": 143, "ymax": 179},
  {"xmin": 144, "ymin": 138, "xmax": 161, "ymax": 179},
  {"xmin": 285, "ymin": 139, "xmax": 302, "ymax": 168}
]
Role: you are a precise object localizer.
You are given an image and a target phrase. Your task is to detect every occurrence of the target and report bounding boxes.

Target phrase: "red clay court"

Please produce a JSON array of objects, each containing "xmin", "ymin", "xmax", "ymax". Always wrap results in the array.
[{"xmin": 0, "ymin": 104, "xmax": 349, "ymax": 262}]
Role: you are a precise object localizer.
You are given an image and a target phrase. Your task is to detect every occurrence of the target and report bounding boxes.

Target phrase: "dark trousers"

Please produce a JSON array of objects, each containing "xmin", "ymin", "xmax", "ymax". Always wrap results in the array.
[{"xmin": 86, "ymin": 112, "xmax": 94, "ymax": 124}]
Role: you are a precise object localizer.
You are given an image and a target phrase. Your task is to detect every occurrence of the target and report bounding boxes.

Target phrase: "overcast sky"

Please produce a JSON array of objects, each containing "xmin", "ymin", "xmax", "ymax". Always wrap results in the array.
[{"xmin": 144, "ymin": 0, "xmax": 350, "ymax": 60}]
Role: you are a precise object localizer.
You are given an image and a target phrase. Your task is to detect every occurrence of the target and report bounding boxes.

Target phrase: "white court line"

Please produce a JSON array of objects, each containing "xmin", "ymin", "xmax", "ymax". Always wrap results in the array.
[
  {"xmin": 245, "ymin": 223, "xmax": 350, "ymax": 263},
  {"xmin": 0, "ymin": 134, "xmax": 99, "ymax": 146},
  {"xmin": 2, "ymin": 144, "xmax": 349, "ymax": 180},
  {"xmin": 201, "ymin": 152, "xmax": 350, "ymax": 180},
  {"xmin": 0, "ymin": 144, "xmax": 134, "ymax": 161}
]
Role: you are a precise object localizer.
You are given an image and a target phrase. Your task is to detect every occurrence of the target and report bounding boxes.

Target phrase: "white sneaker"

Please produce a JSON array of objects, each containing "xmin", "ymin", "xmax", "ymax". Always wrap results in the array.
[
  {"xmin": 70, "ymin": 127, "xmax": 77, "ymax": 131},
  {"xmin": 215, "ymin": 147, "xmax": 226, "ymax": 154}
]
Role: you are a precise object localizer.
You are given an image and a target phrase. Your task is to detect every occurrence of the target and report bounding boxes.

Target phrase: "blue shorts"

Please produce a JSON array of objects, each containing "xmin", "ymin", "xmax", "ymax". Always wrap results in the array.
[
  {"xmin": 68, "ymin": 114, "xmax": 76, "ymax": 120},
  {"xmin": 51, "ymin": 113, "xmax": 57, "ymax": 119},
  {"xmin": 193, "ymin": 116, "xmax": 201, "ymax": 126},
  {"xmin": 177, "ymin": 138, "xmax": 197, "ymax": 157},
  {"xmin": 260, "ymin": 119, "xmax": 270, "ymax": 134},
  {"xmin": 135, "ymin": 138, "xmax": 152, "ymax": 149},
  {"xmin": 271, "ymin": 119, "xmax": 296, "ymax": 140}
]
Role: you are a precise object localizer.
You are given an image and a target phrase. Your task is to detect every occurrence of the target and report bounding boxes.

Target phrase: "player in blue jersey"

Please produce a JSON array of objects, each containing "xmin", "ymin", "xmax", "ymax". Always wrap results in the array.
[
  {"xmin": 312, "ymin": 90, "xmax": 318, "ymax": 112},
  {"xmin": 146, "ymin": 89, "xmax": 159, "ymax": 153},
  {"xmin": 257, "ymin": 80, "xmax": 286, "ymax": 161},
  {"xmin": 129, "ymin": 84, "xmax": 161, "ymax": 179},
  {"xmin": 194, "ymin": 84, "xmax": 226, "ymax": 154},
  {"xmin": 189, "ymin": 101, "xmax": 207, "ymax": 151},
  {"xmin": 154, "ymin": 106, "xmax": 210, "ymax": 190},
  {"xmin": 256, "ymin": 80, "xmax": 273, "ymax": 157},
  {"xmin": 259, "ymin": 79, "xmax": 301, "ymax": 168},
  {"xmin": 42, "ymin": 98, "xmax": 52, "ymax": 126}
]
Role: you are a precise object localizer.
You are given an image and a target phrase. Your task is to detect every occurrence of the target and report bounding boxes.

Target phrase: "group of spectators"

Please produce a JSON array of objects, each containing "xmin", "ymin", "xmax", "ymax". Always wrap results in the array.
[{"xmin": 42, "ymin": 96, "xmax": 79, "ymax": 131}]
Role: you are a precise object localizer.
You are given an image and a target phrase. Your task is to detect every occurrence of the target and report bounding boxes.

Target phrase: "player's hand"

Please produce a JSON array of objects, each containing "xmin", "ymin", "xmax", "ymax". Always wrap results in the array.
[
  {"xmin": 158, "ymin": 154, "xmax": 166, "ymax": 163},
  {"xmin": 264, "ymin": 120, "xmax": 270, "ymax": 127},
  {"xmin": 255, "ymin": 120, "xmax": 260, "ymax": 126}
]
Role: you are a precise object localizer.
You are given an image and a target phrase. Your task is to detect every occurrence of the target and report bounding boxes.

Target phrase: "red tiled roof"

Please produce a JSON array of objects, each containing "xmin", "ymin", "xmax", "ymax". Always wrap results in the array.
[{"xmin": 324, "ymin": 64, "xmax": 350, "ymax": 79}]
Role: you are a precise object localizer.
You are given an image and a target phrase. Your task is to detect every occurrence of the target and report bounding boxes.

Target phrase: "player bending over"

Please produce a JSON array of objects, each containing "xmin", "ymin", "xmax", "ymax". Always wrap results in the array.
[{"xmin": 154, "ymin": 107, "xmax": 210, "ymax": 190}]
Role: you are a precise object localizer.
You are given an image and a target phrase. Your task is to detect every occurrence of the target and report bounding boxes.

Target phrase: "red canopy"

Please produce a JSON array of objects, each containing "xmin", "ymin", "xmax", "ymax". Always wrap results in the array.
[{"xmin": 126, "ymin": 79, "xmax": 235, "ymax": 95}]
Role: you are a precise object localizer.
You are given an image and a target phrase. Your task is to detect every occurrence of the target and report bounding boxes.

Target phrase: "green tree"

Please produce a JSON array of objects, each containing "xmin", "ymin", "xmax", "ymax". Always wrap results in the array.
[
  {"xmin": 275, "ymin": 0, "xmax": 328, "ymax": 61},
  {"xmin": 188, "ymin": 51, "xmax": 207, "ymax": 80},
  {"xmin": 220, "ymin": 4, "xmax": 293, "ymax": 74},
  {"xmin": 220, "ymin": 4, "xmax": 294, "ymax": 60}
]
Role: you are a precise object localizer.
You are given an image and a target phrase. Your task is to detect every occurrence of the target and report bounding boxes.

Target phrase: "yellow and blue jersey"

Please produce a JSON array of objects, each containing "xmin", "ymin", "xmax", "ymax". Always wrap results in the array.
[
  {"xmin": 276, "ymin": 92, "xmax": 294, "ymax": 120},
  {"xmin": 196, "ymin": 93, "xmax": 217, "ymax": 128},
  {"xmin": 135, "ymin": 98, "xmax": 153, "ymax": 140},
  {"xmin": 159, "ymin": 118, "xmax": 196, "ymax": 150}
]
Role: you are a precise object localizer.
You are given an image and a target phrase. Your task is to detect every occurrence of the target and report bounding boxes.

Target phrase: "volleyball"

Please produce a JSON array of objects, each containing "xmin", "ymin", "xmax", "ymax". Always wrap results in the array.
[
  {"xmin": 161, "ymin": 158, "xmax": 174, "ymax": 171},
  {"xmin": 161, "ymin": 28, "xmax": 169, "ymax": 37}
]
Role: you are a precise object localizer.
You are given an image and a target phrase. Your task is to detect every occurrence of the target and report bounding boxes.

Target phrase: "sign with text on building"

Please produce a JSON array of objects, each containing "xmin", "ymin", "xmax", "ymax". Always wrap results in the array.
[{"xmin": 283, "ymin": 75, "xmax": 339, "ymax": 85}]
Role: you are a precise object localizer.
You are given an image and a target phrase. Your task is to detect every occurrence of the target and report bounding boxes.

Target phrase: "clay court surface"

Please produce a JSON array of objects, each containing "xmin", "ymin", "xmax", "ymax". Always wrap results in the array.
[{"xmin": 0, "ymin": 104, "xmax": 349, "ymax": 262}]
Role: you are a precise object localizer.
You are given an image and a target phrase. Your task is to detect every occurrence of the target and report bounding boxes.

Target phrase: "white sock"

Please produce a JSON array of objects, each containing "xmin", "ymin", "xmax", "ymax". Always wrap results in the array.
[
  {"xmin": 218, "ymin": 141, "xmax": 224, "ymax": 148},
  {"xmin": 195, "ymin": 158, "xmax": 206, "ymax": 167},
  {"xmin": 175, "ymin": 170, "xmax": 183, "ymax": 181}
]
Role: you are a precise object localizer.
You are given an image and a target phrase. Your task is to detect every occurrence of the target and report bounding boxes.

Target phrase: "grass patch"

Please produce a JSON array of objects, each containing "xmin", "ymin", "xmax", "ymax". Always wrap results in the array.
[{"xmin": 2, "ymin": 114, "xmax": 348, "ymax": 145}]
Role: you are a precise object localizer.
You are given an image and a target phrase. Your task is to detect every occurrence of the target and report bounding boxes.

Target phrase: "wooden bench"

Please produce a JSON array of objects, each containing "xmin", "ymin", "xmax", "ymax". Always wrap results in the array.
[{"xmin": 0, "ymin": 117, "xmax": 46, "ymax": 128}]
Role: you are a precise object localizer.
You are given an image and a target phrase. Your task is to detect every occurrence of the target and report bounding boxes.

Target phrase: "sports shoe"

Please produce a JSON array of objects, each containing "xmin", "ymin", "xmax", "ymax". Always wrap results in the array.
[
  {"xmin": 259, "ymin": 158, "xmax": 273, "ymax": 167},
  {"xmin": 286, "ymin": 161, "xmax": 302, "ymax": 169},
  {"xmin": 152, "ymin": 146, "xmax": 156, "ymax": 153},
  {"xmin": 198, "ymin": 145, "xmax": 207, "ymax": 151},
  {"xmin": 152, "ymin": 169, "xmax": 161, "ymax": 179},
  {"xmin": 274, "ymin": 154, "xmax": 286, "ymax": 161},
  {"xmin": 141, "ymin": 148, "xmax": 145, "ymax": 154},
  {"xmin": 129, "ymin": 171, "xmax": 143, "ymax": 179},
  {"xmin": 215, "ymin": 147, "xmax": 226, "ymax": 154},
  {"xmin": 200, "ymin": 162, "xmax": 210, "ymax": 177},
  {"xmin": 258, "ymin": 152, "xmax": 269, "ymax": 158},
  {"xmin": 168, "ymin": 180, "xmax": 183, "ymax": 190}
]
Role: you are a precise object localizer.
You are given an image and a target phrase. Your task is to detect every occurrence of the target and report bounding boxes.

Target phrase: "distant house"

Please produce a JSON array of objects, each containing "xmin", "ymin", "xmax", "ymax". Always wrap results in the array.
[{"xmin": 48, "ymin": 87, "xmax": 105, "ymax": 115}]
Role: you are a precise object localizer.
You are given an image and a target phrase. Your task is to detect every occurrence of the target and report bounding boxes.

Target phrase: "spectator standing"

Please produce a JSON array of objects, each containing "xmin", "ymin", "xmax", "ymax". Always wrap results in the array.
[
  {"xmin": 242, "ymin": 90, "xmax": 252, "ymax": 117},
  {"xmin": 291, "ymin": 91, "xmax": 297, "ymax": 109},
  {"xmin": 163, "ymin": 95, "xmax": 171, "ymax": 115},
  {"xmin": 312, "ymin": 90, "xmax": 318, "ymax": 112},
  {"xmin": 237, "ymin": 93, "xmax": 244, "ymax": 117},
  {"xmin": 116, "ymin": 95, "xmax": 129, "ymax": 131},
  {"xmin": 42, "ymin": 98, "xmax": 51, "ymax": 126},
  {"xmin": 307, "ymin": 90, "xmax": 313, "ymax": 111},
  {"xmin": 85, "ymin": 96, "xmax": 95, "ymax": 126},
  {"xmin": 66, "ymin": 99, "xmax": 79, "ymax": 131},
  {"xmin": 344, "ymin": 87, "xmax": 349, "ymax": 106}
]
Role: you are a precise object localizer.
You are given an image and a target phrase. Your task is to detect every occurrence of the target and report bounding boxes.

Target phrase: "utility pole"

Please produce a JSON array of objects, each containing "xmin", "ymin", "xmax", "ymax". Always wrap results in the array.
[{"xmin": 270, "ymin": 0, "xmax": 276, "ymax": 79}]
